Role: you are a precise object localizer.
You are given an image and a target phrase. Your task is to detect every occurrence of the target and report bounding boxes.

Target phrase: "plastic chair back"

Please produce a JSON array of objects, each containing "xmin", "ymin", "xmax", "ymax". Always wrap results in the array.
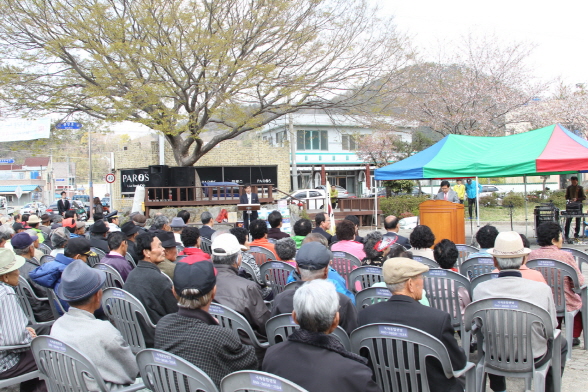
[
  {"xmin": 32, "ymin": 336, "xmax": 110, "ymax": 392},
  {"xmin": 240, "ymin": 261, "xmax": 261, "ymax": 285},
  {"xmin": 561, "ymin": 247, "xmax": 588, "ymax": 273},
  {"xmin": 331, "ymin": 251, "xmax": 361, "ymax": 288},
  {"xmin": 38, "ymin": 243, "xmax": 52, "ymax": 255},
  {"xmin": 137, "ymin": 349, "xmax": 219, "ymax": 392},
  {"xmin": 39, "ymin": 255, "xmax": 55, "ymax": 265},
  {"xmin": 350, "ymin": 323, "xmax": 469, "ymax": 392},
  {"xmin": 348, "ymin": 266, "xmax": 383, "ymax": 293},
  {"xmin": 455, "ymin": 244, "xmax": 479, "ymax": 268},
  {"xmin": 464, "ymin": 298, "xmax": 561, "ymax": 391},
  {"xmin": 459, "ymin": 256, "xmax": 495, "ymax": 279},
  {"xmin": 0, "ymin": 347, "xmax": 40, "ymax": 389},
  {"xmin": 355, "ymin": 287, "xmax": 391, "ymax": 310},
  {"xmin": 15, "ymin": 276, "xmax": 54, "ymax": 327},
  {"xmin": 220, "ymin": 370, "xmax": 309, "ymax": 392},
  {"xmin": 101, "ymin": 288, "xmax": 156, "ymax": 354},
  {"xmin": 93, "ymin": 263, "xmax": 124, "ymax": 288},
  {"xmin": 200, "ymin": 238, "xmax": 212, "ymax": 255},
  {"xmin": 469, "ymin": 273, "xmax": 499, "ymax": 294},
  {"xmin": 265, "ymin": 314, "xmax": 351, "ymax": 350},
  {"xmin": 208, "ymin": 303, "xmax": 269, "ymax": 349},
  {"xmin": 412, "ymin": 255, "xmax": 440, "ymax": 268},
  {"xmin": 423, "ymin": 269, "xmax": 471, "ymax": 335},
  {"xmin": 259, "ymin": 261, "xmax": 295, "ymax": 297},
  {"xmin": 125, "ymin": 252, "xmax": 137, "ymax": 268},
  {"xmin": 88, "ymin": 247, "xmax": 105, "ymax": 267},
  {"xmin": 249, "ymin": 247, "xmax": 276, "ymax": 266},
  {"xmin": 46, "ymin": 288, "xmax": 66, "ymax": 318}
]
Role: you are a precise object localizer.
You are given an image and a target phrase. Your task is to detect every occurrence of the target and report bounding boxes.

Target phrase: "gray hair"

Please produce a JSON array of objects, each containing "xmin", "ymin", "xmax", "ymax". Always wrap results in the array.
[
  {"xmin": 363, "ymin": 231, "xmax": 384, "ymax": 260},
  {"xmin": 212, "ymin": 252, "xmax": 240, "ymax": 266},
  {"xmin": 0, "ymin": 225, "xmax": 14, "ymax": 241},
  {"xmin": 14, "ymin": 246, "xmax": 32, "ymax": 257},
  {"xmin": 201, "ymin": 211, "xmax": 213, "ymax": 224},
  {"xmin": 152, "ymin": 215, "xmax": 170, "ymax": 230},
  {"xmin": 386, "ymin": 282, "xmax": 405, "ymax": 294},
  {"xmin": 495, "ymin": 256, "xmax": 523, "ymax": 270},
  {"xmin": 210, "ymin": 229, "xmax": 230, "ymax": 242},
  {"xmin": 275, "ymin": 237, "xmax": 296, "ymax": 260},
  {"xmin": 299, "ymin": 267, "xmax": 327, "ymax": 281},
  {"xmin": 293, "ymin": 280, "xmax": 339, "ymax": 333},
  {"xmin": 177, "ymin": 288, "xmax": 214, "ymax": 309},
  {"xmin": 302, "ymin": 233, "xmax": 328, "ymax": 248}
]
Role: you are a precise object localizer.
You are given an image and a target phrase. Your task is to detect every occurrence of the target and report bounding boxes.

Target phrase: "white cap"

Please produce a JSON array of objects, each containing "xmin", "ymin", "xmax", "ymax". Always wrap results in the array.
[{"xmin": 211, "ymin": 233, "xmax": 242, "ymax": 256}]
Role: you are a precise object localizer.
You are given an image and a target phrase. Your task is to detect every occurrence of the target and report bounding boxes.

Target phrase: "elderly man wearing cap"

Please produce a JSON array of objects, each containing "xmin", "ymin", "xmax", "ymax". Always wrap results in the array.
[
  {"xmin": 263, "ymin": 280, "xmax": 379, "ymax": 392},
  {"xmin": 121, "ymin": 221, "xmax": 140, "ymax": 262},
  {"xmin": 24, "ymin": 229, "xmax": 45, "ymax": 262},
  {"xmin": 199, "ymin": 211, "xmax": 216, "ymax": 240},
  {"xmin": 39, "ymin": 214, "xmax": 52, "ymax": 237},
  {"xmin": 26, "ymin": 215, "xmax": 45, "ymax": 244},
  {"xmin": 50, "ymin": 227, "xmax": 70, "ymax": 257},
  {"xmin": 0, "ymin": 248, "xmax": 47, "ymax": 392},
  {"xmin": 155, "ymin": 231, "xmax": 179, "ymax": 279},
  {"xmin": 89, "ymin": 220, "xmax": 110, "ymax": 253},
  {"xmin": 12, "ymin": 233, "xmax": 54, "ymax": 325},
  {"xmin": 271, "ymin": 242, "xmax": 358, "ymax": 335},
  {"xmin": 155, "ymin": 261, "xmax": 257, "ymax": 387},
  {"xmin": 169, "ymin": 217, "xmax": 186, "ymax": 245},
  {"xmin": 123, "ymin": 232, "xmax": 178, "ymax": 346},
  {"xmin": 67, "ymin": 220, "xmax": 87, "ymax": 238},
  {"xmin": 212, "ymin": 233, "xmax": 270, "ymax": 338},
  {"xmin": 358, "ymin": 257, "xmax": 467, "ymax": 392},
  {"xmin": 50, "ymin": 260, "xmax": 139, "ymax": 390},
  {"xmin": 29, "ymin": 237, "xmax": 97, "ymax": 314},
  {"xmin": 473, "ymin": 231, "xmax": 563, "ymax": 392},
  {"xmin": 100, "ymin": 232, "xmax": 133, "ymax": 281},
  {"xmin": 105, "ymin": 211, "xmax": 121, "ymax": 232},
  {"xmin": 178, "ymin": 227, "xmax": 210, "ymax": 264}
]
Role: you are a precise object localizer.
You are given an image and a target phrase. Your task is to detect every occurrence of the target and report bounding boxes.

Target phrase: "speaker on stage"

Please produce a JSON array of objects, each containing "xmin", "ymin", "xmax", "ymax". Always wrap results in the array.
[
  {"xmin": 170, "ymin": 166, "xmax": 196, "ymax": 187},
  {"xmin": 147, "ymin": 165, "xmax": 170, "ymax": 187}
]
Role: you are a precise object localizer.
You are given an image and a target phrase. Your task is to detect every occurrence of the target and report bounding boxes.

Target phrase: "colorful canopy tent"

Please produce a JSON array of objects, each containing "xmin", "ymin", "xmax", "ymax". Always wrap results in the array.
[{"xmin": 375, "ymin": 124, "xmax": 588, "ymax": 180}]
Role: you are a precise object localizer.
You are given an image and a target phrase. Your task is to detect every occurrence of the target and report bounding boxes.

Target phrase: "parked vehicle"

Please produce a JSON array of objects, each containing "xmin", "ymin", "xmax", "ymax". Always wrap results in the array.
[
  {"xmin": 0, "ymin": 197, "xmax": 14, "ymax": 215},
  {"xmin": 399, "ymin": 216, "xmax": 419, "ymax": 230},
  {"xmin": 101, "ymin": 197, "xmax": 110, "ymax": 213},
  {"xmin": 45, "ymin": 202, "xmax": 59, "ymax": 215},
  {"xmin": 479, "ymin": 185, "xmax": 506, "ymax": 198},
  {"xmin": 21, "ymin": 202, "xmax": 46, "ymax": 216},
  {"xmin": 70, "ymin": 200, "xmax": 88, "ymax": 221},
  {"xmin": 281, "ymin": 189, "xmax": 327, "ymax": 209},
  {"xmin": 315, "ymin": 185, "xmax": 349, "ymax": 198}
]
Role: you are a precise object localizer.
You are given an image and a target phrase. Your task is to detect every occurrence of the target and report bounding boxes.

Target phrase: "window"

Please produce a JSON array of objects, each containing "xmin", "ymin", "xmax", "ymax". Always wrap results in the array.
[
  {"xmin": 342, "ymin": 134, "xmax": 357, "ymax": 150},
  {"xmin": 297, "ymin": 130, "xmax": 328, "ymax": 151},
  {"xmin": 276, "ymin": 131, "xmax": 287, "ymax": 146},
  {"xmin": 309, "ymin": 191, "xmax": 322, "ymax": 198}
]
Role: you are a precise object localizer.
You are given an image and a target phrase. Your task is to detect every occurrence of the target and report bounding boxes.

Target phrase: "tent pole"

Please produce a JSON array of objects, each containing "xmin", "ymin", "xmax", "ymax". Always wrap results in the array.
[
  {"xmin": 476, "ymin": 176, "xmax": 480, "ymax": 227},
  {"xmin": 524, "ymin": 175, "xmax": 528, "ymax": 237},
  {"xmin": 374, "ymin": 180, "xmax": 378, "ymax": 229}
]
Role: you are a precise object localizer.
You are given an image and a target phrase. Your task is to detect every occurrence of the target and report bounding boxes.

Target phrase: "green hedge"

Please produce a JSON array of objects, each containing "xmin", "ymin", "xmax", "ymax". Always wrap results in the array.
[
  {"xmin": 379, "ymin": 195, "xmax": 430, "ymax": 217},
  {"xmin": 501, "ymin": 193, "xmax": 525, "ymax": 208}
]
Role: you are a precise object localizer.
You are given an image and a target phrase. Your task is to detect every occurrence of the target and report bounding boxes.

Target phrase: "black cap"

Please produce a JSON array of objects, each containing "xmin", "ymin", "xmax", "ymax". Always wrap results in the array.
[
  {"xmin": 173, "ymin": 262, "xmax": 216, "ymax": 297},
  {"xmin": 66, "ymin": 237, "xmax": 97, "ymax": 257},
  {"xmin": 296, "ymin": 242, "xmax": 331, "ymax": 270},
  {"xmin": 156, "ymin": 231, "xmax": 177, "ymax": 248},
  {"xmin": 12, "ymin": 222, "xmax": 24, "ymax": 232},
  {"xmin": 91, "ymin": 220, "xmax": 109, "ymax": 234},
  {"xmin": 105, "ymin": 210, "xmax": 119, "ymax": 220},
  {"xmin": 121, "ymin": 221, "xmax": 140, "ymax": 236}
]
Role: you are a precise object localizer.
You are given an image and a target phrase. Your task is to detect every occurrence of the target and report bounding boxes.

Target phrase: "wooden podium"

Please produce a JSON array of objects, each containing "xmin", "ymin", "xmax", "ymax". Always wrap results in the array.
[{"xmin": 419, "ymin": 200, "xmax": 465, "ymax": 245}]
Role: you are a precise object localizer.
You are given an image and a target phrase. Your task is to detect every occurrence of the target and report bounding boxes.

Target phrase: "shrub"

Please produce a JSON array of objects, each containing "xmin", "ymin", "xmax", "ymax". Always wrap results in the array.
[
  {"xmin": 379, "ymin": 195, "xmax": 429, "ymax": 217},
  {"xmin": 501, "ymin": 193, "xmax": 525, "ymax": 208},
  {"xmin": 479, "ymin": 195, "xmax": 498, "ymax": 207},
  {"xmin": 545, "ymin": 190, "xmax": 566, "ymax": 210}
]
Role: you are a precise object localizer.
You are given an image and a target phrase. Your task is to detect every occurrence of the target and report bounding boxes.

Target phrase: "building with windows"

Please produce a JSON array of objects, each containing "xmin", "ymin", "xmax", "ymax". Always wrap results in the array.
[{"xmin": 260, "ymin": 113, "xmax": 414, "ymax": 195}]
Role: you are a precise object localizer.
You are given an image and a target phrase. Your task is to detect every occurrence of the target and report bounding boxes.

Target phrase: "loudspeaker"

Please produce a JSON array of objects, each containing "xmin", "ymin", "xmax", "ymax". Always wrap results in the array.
[
  {"xmin": 170, "ymin": 166, "xmax": 196, "ymax": 187},
  {"xmin": 147, "ymin": 165, "xmax": 169, "ymax": 187}
]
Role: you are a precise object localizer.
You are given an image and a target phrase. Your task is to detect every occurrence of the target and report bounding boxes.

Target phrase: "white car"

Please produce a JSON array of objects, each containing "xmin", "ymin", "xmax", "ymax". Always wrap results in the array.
[
  {"xmin": 281, "ymin": 189, "xmax": 327, "ymax": 209},
  {"xmin": 315, "ymin": 185, "xmax": 349, "ymax": 198},
  {"xmin": 399, "ymin": 216, "xmax": 418, "ymax": 230},
  {"xmin": 21, "ymin": 202, "xmax": 47, "ymax": 216},
  {"xmin": 479, "ymin": 185, "xmax": 506, "ymax": 198}
]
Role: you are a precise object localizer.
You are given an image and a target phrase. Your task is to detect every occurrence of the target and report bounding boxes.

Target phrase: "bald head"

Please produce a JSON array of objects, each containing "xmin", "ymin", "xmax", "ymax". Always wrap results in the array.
[{"xmin": 384, "ymin": 215, "xmax": 400, "ymax": 232}]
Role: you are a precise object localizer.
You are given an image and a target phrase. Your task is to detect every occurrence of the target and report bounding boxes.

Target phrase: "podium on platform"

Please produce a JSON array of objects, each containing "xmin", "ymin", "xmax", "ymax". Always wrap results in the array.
[{"xmin": 418, "ymin": 200, "xmax": 465, "ymax": 245}]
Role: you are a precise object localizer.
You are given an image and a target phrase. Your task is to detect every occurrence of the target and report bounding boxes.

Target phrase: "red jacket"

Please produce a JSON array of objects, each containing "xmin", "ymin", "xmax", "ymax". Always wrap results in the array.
[{"xmin": 178, "ymin": 247, "xmax": 211, "ymax": 264}]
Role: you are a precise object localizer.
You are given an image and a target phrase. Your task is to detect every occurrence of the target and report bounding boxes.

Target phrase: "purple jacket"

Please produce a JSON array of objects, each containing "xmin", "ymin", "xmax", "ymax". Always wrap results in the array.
[{"xmin": 100, "ymin": 252, "xmax": 134, "ymax": 281}]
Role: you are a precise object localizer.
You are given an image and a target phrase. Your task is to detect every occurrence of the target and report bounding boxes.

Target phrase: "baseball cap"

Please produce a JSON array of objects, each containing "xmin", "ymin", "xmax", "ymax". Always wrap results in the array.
[
  {"xmin": 383, "ymin": 257, "xmax": 429, "ymax": 285},
  {"xmin": 63, "ymin": 218, "xmax": 76, "ymax": 229},
  {"xmin": 296, "ymin": 242, "xmax": 331, "ymax": 270},
  {"xmin": 66, "ymin": 237, "xmax": 97, "ymax": 257},
  {"xmin": 211, "ymin": 233, "xmax": 241, "ymax": 256},
  {"xmin": 12, "ymin": 222, "xmax": 24, "ymax": 232},
  {"xmin": 173, "ymin": 261, "xmax": 217, "ymax": 297},
  {"xmin": 11, "ymin": 232, "xmax": 34, "ymax": 249}
]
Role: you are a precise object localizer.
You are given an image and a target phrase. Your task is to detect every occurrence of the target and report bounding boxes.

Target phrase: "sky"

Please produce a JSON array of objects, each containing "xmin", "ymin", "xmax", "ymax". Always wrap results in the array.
[{"xmin": 379, "ymin": 0, "xmax": 588, "ymax": 85}]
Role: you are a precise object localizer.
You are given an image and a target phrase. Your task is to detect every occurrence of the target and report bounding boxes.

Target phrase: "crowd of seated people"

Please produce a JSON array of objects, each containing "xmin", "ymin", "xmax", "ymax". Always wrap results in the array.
[{"xmin": 0, "ymin": 206, "xmax": 581, "ymax": 392}]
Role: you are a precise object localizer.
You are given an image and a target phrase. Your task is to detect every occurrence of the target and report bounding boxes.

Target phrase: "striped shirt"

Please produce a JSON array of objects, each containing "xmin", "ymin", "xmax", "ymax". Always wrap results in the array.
[{"xmin": 0, "ymin": 282, "xmax": 31, "ymax": 373}]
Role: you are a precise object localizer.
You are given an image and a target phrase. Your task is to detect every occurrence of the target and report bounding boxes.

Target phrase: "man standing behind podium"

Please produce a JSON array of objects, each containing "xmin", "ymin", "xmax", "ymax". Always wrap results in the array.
[
  {"xmin": 239, "ymin": 184, "xmax": 259, "ymax": 230},
  {"xmin": 434, "ymin": 180, "xmax": 460, "ymax": 203}
]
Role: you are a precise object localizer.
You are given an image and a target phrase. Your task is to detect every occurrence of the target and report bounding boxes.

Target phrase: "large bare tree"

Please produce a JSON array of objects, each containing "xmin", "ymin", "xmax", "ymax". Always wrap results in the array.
[{"xmin": 0, "ymin": 0, "xmax": 408, "ymax": 166}]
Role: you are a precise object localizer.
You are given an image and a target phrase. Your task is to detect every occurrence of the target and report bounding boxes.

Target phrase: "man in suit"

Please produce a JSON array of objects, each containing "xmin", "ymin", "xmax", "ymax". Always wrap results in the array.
[
  {"xmin": 199, "ymin": 211, "xmax": 216, "ymax": 240},
  {"xmin": 358, "ymin": 257, "xmax": 467, "ymax": 392},
  {"xmin": 383, "ymin": 215, "xmax": 411, "ymax": 249},
  {"xmin": 311, "ymin": 212, "xmax": 332, "ymax": 244},
  {"xmin": 57, "ymin": 191, "xmax": 70, "ymax": 216},
  {"xmin": 239, "ymin": 184, "xmax": 259, "ymax": 230},
  {"xmin": 435, "ymin": 180, "xmax": 460, "ymax": 203}
]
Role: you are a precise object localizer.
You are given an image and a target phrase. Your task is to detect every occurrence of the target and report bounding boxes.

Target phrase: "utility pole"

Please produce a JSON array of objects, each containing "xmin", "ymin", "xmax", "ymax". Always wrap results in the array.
[
  {"xmin": 289, "ymin": 113, "xmax": 298, "ymax": 191},
  {"xmin": 88, "ymin": 127, "xmax": 93, "ymax": 215}
]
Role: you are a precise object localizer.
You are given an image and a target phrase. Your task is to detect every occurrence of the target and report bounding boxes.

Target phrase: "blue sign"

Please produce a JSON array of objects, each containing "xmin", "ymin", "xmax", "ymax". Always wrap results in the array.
[
  {"xmin": 56, "ymin": 122, "xmax": 82, "ymax": 130},
  {"xmin": 0, "ymin": 158, "xmax": 15, "ymax": 164}
]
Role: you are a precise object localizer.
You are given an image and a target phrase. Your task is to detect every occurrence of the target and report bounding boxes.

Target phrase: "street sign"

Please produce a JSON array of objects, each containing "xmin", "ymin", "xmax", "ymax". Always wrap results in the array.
[
  {"xmin": 56, "ymin": 122, "xmax": 82, "ymax": 130},
  {"xmin": 14, "ymin": 185, "xmax": 23, "ymax": 199},
  {"xmin": 105, "ymin": 173, "xmax": 116, "ymax": 183},
  {"xmin": 0, "ymin": 158, "xmax": 15, "ymax": 164}
]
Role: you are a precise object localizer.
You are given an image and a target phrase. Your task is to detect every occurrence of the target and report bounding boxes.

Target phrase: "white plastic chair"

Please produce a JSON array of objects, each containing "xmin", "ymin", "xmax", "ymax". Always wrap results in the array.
[{"xmin": 220, "ymin": 370, "xmax": 308, "ymax": 392}]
